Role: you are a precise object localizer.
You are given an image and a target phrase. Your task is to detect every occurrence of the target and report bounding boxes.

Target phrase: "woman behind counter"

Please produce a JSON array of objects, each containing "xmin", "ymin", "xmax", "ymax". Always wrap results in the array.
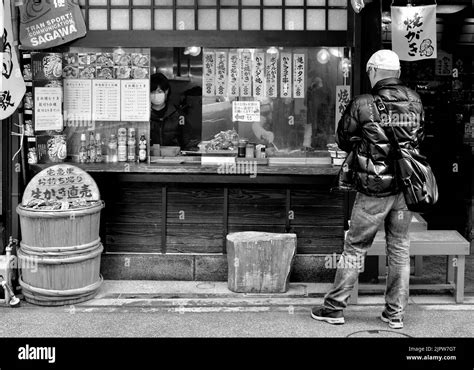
[{"xmin": 150, "ymin": 73, "xmax": 181, "ymax": 147}]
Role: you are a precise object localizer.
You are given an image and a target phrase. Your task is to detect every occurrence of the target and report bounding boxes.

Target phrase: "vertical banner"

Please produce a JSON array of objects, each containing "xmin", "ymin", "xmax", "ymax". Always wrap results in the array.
[
  {"xmin": 280, "ymin": 52, "xmax": 292, "ymax": 98},
  {"xmin": 265, "ymin": 53, "xmax": 278, "ymax": 98},
  {"xmin": 0, "ymin": 0, "xmax": 26, "ymax": 120},
  {"xmin": 228, "ymin": 52, "xmax": 240, "ymax": 97},
  {"xmin": 253, "ymin": 52, "xmax": 265, "ymax": 98},
  {"xmin": 435, "ymin": 50, "xmax": 453, "ymax": 76},
  {"xmin": 240, "ymin": 51, "xmax": 252, "ymax": 97},
  {"xmin": 203, "ymin": 51, "xmax": 216, "ymax": 96},
  {"xmin": 335, "ymin": 85, "xmax": 351, "ymax": 131},
  {"xmin": 391, "ymin": 5, "xmax": 437, "ymax": 61},
  {"xmin": 215, "ymin": 51, "xmax": 227, "ymax": 96},
  {"xmin": 293, "ymin": 53, "xmax": 305, "ymax": 99}
]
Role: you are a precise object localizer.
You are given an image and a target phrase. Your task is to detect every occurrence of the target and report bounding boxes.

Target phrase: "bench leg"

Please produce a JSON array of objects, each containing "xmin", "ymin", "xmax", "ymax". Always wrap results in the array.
[
  {"xmin": 350, "ymin": 279, "xmax": 359, "ymax": 305},
  {"xmin": 378, "ymin": 256, "xmax": 387, "ymax": 277},
  {"xmin": 414, "ymin": 256, "xmax": 423, "ymax": 276},
  {"xmin": 455, "ymin": 255, "xmax": 465, "ymax": 304},
  {"xmin": 447, "ymin": 256, "xmax": 455, "ymax": 284}
]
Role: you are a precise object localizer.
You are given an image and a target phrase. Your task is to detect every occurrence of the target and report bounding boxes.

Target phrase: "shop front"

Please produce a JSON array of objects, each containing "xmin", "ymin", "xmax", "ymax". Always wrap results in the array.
[{"xmin": 18, "ymin": 0, "xmax": 362, "ymax": 281}]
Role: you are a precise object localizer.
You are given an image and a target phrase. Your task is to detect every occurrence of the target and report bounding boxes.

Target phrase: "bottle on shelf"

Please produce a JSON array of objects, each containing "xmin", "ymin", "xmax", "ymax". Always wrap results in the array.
[
  {"xmin": 118, "ymin": 127, "xmax": 127, "ymax": 162},
  {"xmin": 95, "ymin": 133, "xmax": 103, "ymax": 163},
  {"xmin": 127, "ymin": 128, "xmax": 136, "ymax": 162},
  {"xmin": 138, "ymin": 134, "xmax": 147, "ymax": 162},
  {"xmin": 107, "ymin": 134, "xmax": 118, "ymax": 163},
  {"xmin": 88, "ymin": 131, "xmax": 96, "ymax": 163},
  {"xmin": 78, "ymin": 133, "xmax": 88, "ymax": 163}
]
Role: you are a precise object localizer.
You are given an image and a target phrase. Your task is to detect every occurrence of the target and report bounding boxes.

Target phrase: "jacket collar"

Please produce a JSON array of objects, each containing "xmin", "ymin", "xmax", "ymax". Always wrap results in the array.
[{"xmin": 371, "ymin": 77, "xmax": 403, "ymax": 94}]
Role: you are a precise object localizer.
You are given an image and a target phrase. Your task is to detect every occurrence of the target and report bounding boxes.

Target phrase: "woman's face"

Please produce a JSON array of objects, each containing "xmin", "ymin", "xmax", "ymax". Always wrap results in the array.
[{"xmin": 151, "ymin": 87, "xmax": 168, "ymax": 106}]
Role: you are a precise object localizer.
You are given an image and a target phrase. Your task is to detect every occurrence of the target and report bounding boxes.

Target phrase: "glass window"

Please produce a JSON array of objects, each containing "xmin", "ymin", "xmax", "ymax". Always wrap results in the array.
[
  {"xmin": 88, "ymin": 9, "xmax": 108, "ymax": 30},
  {"xmin": 154, "ymin": 9, "xmax": 174, "ymax": 29},
  {"xmin": 111, "ymin": 9, "xmax": 130, "ymax": 29},
  {"xmin": 307, "ymin": 0, "xmax": 325, "ymax": 5},
  {"xmin": 176, "ymin": 9, "xmax": 195, "ymax": 30},
  {"xmin": 263, "ymin": 0, "xmax": 282, "ymax": 5},
  {"xmin": 133, "ymin": 9, "xmax": 152, "ymax": 30},
  {"xmin": 177, "ymin": 0, "xmax": 195, "ymax": 5},
  {"xmin": 154, "ymin": 0, "xmax": 173, "ymax": 5},
  {"xmin": 285, "ymin": 0, "xmax": 304, "ymax": 5},
  {"xmin": 133, "ymin": 0, "xmax": 151, "ymax": 5},
  {"xmin": 220, "ymin": 9, "xmax": 239, "ymax": 30},
  {"xmin": 111, "ymin": 0, "xmax": 129, "ymax": 5},
  {"xmin": 306, "ymin": 9, "xmax": 325, "ymax": 30},
  {"xmin": 242, "ymin": 9, "xmax": 260, "ymax": 30},
  {"xmin": 328, "ymin": 0, "xmax": 347, "ymax": 6},
  {"xmin": 328, "ymin": 9, "xmax": 347, "ymax": 30},
  {"xmin": 285, "ymin": 9, "xmax": 304, "ymax": 30},
  {"xmin": 263, "ymin": 9, "xmax": 282, "ymax": 30},
  {"xmin": 198, "ymin": 9, "xmax": 217, "ymax": 30},
  {"xmin": 89, "ymin": 0, "xmax": 107, "ymax": 5},
  {"xmin": 199, "ymin": 0, "xmax": 216, "ymax": 5},
  {"xmin": 242, "ymin": 0, "xmax": 261, "ymax": 6}
]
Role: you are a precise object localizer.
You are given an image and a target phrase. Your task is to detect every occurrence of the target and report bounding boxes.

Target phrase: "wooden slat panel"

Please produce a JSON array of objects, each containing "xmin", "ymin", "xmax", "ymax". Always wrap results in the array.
[
  {"xmin": 167, "ymin": 187, "xmax": 223, "ymax": 224},
  {"xmin": 105, "ymin": 223, "xmax": 161, "ymax": 253},
  {"xmin": 289, "ymin": 205, "xmax": 344, "ymax": 226},
  {"xmin": 166, "ymin": 224, "xmax": 223, "ymax": 253},
  {"xmin": 291, "ymin": 225, "xmax": 344, "ymax": 254},
  {"xmin": 105, "ymin": 203, "xmax": 161, "ymax": 223},
  {"xmin": 228, "ymin": 224, "xmax": 287, "ymax": 234},
  {"xmin": 228, "ymin": 188, "xmax": 286, "ymax": 225},
  {"xmin": 291, "ymin": 189, "xmax": 344, "ymax": 206}
]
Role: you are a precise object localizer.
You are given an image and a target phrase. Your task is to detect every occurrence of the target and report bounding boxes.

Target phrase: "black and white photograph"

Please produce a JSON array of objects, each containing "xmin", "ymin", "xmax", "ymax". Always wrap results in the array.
[{"xmin": 1, "ymin": 0, "xmax": 473, "ymax": 368}]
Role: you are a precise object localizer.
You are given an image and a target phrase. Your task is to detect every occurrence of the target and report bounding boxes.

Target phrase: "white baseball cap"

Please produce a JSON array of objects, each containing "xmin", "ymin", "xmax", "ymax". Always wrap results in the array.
[{"xmin": 366, "ymin": 49, "xmax": 400, "ymax": 72}]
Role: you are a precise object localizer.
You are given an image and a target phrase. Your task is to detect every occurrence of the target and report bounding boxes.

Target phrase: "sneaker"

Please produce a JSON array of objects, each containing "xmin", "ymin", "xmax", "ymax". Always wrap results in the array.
[
  {"xmin": 380, "ymin": 311, "xmax": 404, "ymax": 329},
  {"xmin": 311, "ymin": 306, "xmax": 345, "ymax": 325}
]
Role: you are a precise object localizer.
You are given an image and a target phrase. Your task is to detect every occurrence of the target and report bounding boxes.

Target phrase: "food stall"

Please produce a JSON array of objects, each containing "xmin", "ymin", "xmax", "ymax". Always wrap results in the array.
[{"xmin": 23, "ymin": 0, "xmax": 364, "ymax": 281}]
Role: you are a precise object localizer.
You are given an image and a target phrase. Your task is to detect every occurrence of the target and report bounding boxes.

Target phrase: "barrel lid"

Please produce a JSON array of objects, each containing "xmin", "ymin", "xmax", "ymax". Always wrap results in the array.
[{"xmin": 22, "ymin": 164, "xmax": 100, "ymax": 206}]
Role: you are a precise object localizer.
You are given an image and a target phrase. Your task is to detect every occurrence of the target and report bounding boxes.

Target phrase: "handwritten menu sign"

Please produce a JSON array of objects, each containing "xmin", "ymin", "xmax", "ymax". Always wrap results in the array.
[
  {"xmin": 228, "ymin": 52, "xmax": 240, "ymax": 97},
  {"xmin": 280, "ymin": 53, "xmax": 292, "ymax": 98},
  {"xmin": 215, "ymin": 52, "xmax": 227, "ymax": 96},
  {"xmin": 64, "ymin": 79, "xmax": 92, "ymax": 123},
  {"xmin": 253, "ymin": 53, "xmax": 265, "ymax": 98},
  {"xmin": 22, "ymin": 164, "xmax": 100, "ymax": 205},
  {"xmin": 120, "ymin": 79, "xmax": 150, "ymax": 121},
  {"xmin": 240, "ymin": 52, "xmax": 252, "ymax": 98},
  {"xmin": 92, "ymin": 80, "xmax": 120, "ymax": 121},
  {"xmin": 265, "ymin": 53, "xmax": 278, "ymax": 98},
  {"xmin": 435, "ymin": 50, "xmax": 453, "ymax": 76},
  {"xmin": 203, "ymin": 52, "xmax": 216, "ymax": 96},
  {"xmin": 232, "ymin": 101, "xmax": 260, "ymax": 122},
  {"xmin": 293, "ymin": 54, "xmax": 305, "ymax": 99},
  {"xmin": 335, "ymin": 85, "xmax": 351, "ymax": 131},
  {"xmin": 34, "ymin": 87, "xmax": 63, "ymax": 131}
]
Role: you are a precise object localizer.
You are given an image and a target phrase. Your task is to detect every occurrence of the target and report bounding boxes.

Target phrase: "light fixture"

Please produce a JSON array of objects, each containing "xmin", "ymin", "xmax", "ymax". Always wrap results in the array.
[
  {"xmin": 350, "ymin": 0, "xmax": 373, "ymax": 14},
  {"xmin": 329, "ymin": 48, "xmax": 342, "ymax": 58},
  {"xmin": 381, "ymin": 11, "xmax": 391, "ymax": 32},
  {"xmin": 317, "ymin": 49, "xmax": 330, "ymax": 64},
  {"xmin": 266, "ymin": 46, "xmax": 279, "ymax": 54},
  {"xmin": 183, "ymin": 46, "xmax": 201, "ymax": 56}
]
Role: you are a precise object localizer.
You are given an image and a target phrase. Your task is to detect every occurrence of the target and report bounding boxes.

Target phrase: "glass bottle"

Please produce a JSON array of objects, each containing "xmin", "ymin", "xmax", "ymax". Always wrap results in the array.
[
  {"xmin": 118, "ymin": 128, "xmax": 127, "ymax": 162},
  {"xmin": 79, "ymin": 133, "xmax": 88, "ymax": 163},
  {"xmin": 88, "ymin": 131, "xmax": 96, "ymax": 163},
  {"xmin": 107, "ymin": 134, "xmax": 118, "ymax": 163},
  {"xmin": 95, "ymin": 133, "xmax": 103, "ymax": 163},
  {"xmin": 127, "ymin": 128, "xmax": 136, "ymax": 162},
  {"xmin": 138, "ymin": 134, "xmax": 147, "ymax": 162}
]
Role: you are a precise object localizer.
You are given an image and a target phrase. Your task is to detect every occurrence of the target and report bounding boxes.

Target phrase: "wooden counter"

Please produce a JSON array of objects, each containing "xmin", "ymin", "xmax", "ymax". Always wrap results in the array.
[{"xmin": 28, "ymin": 162, "xmax": 346, "ymax": 281}]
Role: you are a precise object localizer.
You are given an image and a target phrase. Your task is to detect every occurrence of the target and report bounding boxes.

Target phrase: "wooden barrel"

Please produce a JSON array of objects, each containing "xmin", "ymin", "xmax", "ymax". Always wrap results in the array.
[{"xmin": 16, "ymin": 202, "xmax": 104, "ymax": 306}]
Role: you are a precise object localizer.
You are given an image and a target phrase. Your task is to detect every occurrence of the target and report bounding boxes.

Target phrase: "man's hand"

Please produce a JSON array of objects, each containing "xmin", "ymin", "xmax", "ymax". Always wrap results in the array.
[{"xmin": 261, "ymin": 131, "xmax": 274, "ymax": 144}]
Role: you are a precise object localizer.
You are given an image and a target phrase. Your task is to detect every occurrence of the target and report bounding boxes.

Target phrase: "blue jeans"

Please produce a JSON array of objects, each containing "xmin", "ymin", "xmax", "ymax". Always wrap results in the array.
[{"xmin": 324, "ymin": 192, "xmax": 412, "ymax": 319}]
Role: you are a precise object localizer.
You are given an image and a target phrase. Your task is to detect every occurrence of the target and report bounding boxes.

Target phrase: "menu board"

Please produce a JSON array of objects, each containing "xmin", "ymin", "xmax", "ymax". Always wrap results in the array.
[
  {"xmin": 121, "ymin": 79, "xmax": 150, "ymax": 121},
  {"xmin": 92, "ymin": 80, "xmax": 121, "ymax": 121},
  {"xmin": 64, "ymin": 79, "xmax": 92, "ymax": 123},
  {"xmin": 253, "ymin": 53, "xmax": 265, "ymax": 98},
  {"xmin": 228, "ymin": 52, "xmax": 240, "ymax": 97},
  {"xmin": 280, "ymin": 53, "xmax": 292, "ymax": 98},
  {"xmin": 34, "ymin": 86, "xmax": 63, "ymax": 131}
]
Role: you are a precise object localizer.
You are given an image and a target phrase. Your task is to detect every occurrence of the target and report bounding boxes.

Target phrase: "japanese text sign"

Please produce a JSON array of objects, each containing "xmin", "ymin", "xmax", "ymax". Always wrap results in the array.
[
  {"xmin": 215, "ymin": 52, "xmax": 227, "ymax": 96},
  {"xmin": 391, "ymin": 5, "xmax": 437, "ymax": 61},
  {"xmin": 232, "ymin": 101, "xmax": 260, "ymax": 122},
  {"xmin": 203, "ymin": 51, "xmax": 216, "ymax": 96},
  {"xmin": 280, "ymin": 53, "xmax": 292, "ymax": 98},
  {"xmin": 265, "ymin": 53, "xmax": 278, "ymax": 98},
  {"xmin": 335, "ymin": 85, "xmax": 351, "ymax": 131},
  {"xmin": 22, "ymin": 164, "xmax": 100, "ymax": 205},
  {"xmin": 253, "ymin": 53, "xmax": 265, "ymax": 98},
  {"xmin": 293, "ymin": 53, "xmax": 305, "ymax": 99},
  {"xmin": 240, "ymin": 52, "xmax": 252, "ymax": 98},
  {"xmin": 435, "ymin": 50, "xmax": 452, "ymax": 76},
  {"xmin": 228, "ymin": 52, "xmax": 240, "ymax": 97}
]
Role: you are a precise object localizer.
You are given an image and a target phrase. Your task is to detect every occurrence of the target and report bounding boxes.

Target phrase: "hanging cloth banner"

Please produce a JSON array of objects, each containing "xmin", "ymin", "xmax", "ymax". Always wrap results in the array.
[
  {"xmin": 280, "ymin": 53, "xmax": 292, "ymax": 98},
  {"xmin": 240, "ymin": 51, "xmax": 252, "ymax": 98},
  {"xmin": 215, "ymin": 51, "xmax": 227, "ymax": 97},
  {"xmin": 203, "ymin": 51, "xmax": 216, "ymax": 97},
  {"xmin": 265, "ymin": 53, "xmax": 278, "ymax": 98},
  {"xmin": 227, "ymin": 52, "xmax": 240, "ymax": 97},
  {"xmin": 18, "ymin": 0, "xmax": 87, "ymax": 49},
  {"xmin": 335, "ymin": 85, "xmax": 351, "ymax": 132},
  {"xmin": 253, "ymin": 52, "xmax": 265, "ymax": 98},
  {"xmin": 391, "ymin": 4, "xmax": 437, "ymax": 61},
  {"xmin": 0, "ymin": 0, "xmax": 26, "ymax": 120}
]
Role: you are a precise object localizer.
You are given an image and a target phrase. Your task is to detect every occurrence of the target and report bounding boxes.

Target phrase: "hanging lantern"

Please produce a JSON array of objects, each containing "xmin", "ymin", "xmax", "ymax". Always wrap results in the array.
[{"xmin": 351, "ymin": 0, "xmax": 373, "ymax": 14}]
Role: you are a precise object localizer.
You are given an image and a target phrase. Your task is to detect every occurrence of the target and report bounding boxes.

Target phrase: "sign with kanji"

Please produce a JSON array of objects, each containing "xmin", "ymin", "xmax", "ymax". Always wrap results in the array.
[
  {"xmin": 215, "ymin": 52, "xmax": 227, "ymax": 96},
  {"xmin": 228, "ymin": 52, "xmax": 240, "ymax": 97},
  {"xmin": 240, "ymin": 52, "xmax": 252, "ymax": 98},
  {"xmin": 34, "ymin": 87, "xmax": 63, "ymax": 131},
  {"xmin": 280, "ymin": 53, "xmax": 292, "ymax": 98},
  {"xmin": 293, "ymin": 53, "xmax": 305, "ymax": 99},
  {"xmin": 265, "ymin": 53, "xmax": 278, "ymax": 98},
  {"xmin": 253, "ymin": 53, "xmax": 265, "ymax": 98},
  {"xmin": 435, "ymin": 50, "xmax": 453, "ymax": 76},
  {"xmin": 335, "ymin": 85, "xmax": 351, "ymax": 131},
  {"xmin": 391, "ymin": 5, "xmax": 437, "ymax": 61},
  {"xmin": 22, "ymin": 164, "xmax": 100, "ymax": 205},
  {"xmin": 203, "ymin": 51, "xmax": 216, "ymax": 96},
  {"xmin": 232, "ymin": 101, "xmax": 260, "ymax": 122}
]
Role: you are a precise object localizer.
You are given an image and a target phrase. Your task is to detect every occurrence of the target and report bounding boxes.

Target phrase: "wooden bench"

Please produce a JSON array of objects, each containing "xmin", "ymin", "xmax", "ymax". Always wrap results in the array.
[{"xmin": 351, "ymin": 230, "xmax": 470, "ymax": 304}]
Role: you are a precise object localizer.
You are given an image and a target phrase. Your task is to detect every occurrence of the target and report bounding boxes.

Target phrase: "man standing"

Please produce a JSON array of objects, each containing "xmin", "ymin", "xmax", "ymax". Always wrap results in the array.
[{"xmin": 311, "ymin": 50, "xmax": 424, "ymax": 329}]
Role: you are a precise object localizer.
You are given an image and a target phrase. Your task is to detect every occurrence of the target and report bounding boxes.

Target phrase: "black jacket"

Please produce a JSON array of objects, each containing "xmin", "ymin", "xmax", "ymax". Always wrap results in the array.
[{"xmin": 336, "ymin": 78, "xmax": 425, "ymax": 197}]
